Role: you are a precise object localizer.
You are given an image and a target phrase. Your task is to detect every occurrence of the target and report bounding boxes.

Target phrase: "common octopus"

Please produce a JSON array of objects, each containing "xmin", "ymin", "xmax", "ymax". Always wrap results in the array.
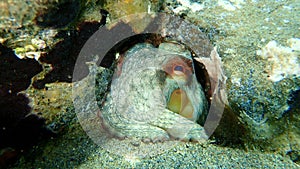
[{"xmin": 99, "ymin": 42, "xmax": 208, "ymax": 142}]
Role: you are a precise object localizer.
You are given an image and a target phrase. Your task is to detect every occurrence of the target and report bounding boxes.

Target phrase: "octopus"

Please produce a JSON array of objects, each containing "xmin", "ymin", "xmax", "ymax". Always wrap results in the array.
[{"xmin": 99, "ymin": 42, "xmax": 208, "ymax": 142}]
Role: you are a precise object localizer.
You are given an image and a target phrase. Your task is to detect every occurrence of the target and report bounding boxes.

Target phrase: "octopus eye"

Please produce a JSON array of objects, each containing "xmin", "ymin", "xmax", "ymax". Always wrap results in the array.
[{"xmin": 174, "ymin": 65, "xmax": 184, "ymax": 72}]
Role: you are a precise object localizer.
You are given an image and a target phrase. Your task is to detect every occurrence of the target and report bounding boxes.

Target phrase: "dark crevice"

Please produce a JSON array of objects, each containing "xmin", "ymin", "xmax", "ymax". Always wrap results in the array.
[
  {"xmin": 35, "ymin": 0, "xmax": 81, "ymax": 28},
  {"xmin": 0, "ymin": 44, "xmax": 54, "ymax": 168},
  {"xmin": 32, "ymin": 21, "xmax": 101, "ymax": 89}
]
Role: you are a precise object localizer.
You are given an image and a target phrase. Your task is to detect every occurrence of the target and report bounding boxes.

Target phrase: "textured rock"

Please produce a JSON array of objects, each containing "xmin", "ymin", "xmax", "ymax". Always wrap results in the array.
[{"xmin": 257, "ymin": 38, "xmax": 300, "ymax": 82}]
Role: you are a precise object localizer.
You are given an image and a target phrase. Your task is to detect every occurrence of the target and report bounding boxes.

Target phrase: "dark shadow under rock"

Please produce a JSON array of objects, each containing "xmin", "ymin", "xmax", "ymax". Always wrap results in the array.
[
  {"xmin": 32, "ymin": 21, "xmax": 101, "ymax": 89},
  {"xmin": 0, "ymin": 44, "xmax": 42, "ymax": 93},
  {"xmin": 35, "ymin": 0, "xmax": 81, "ymax": 29},
  {"xmin": 0, "ymin": 44, "xmax": 54, "ymax": 168},
  {"xmin": 0, "ymin": 92, "xmax": 54, "ymax": 149}
]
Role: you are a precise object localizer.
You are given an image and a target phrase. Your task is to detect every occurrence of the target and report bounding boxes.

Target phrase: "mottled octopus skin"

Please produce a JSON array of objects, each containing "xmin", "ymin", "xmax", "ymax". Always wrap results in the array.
[{"xmin": 100, "ymin": 43, "xmax": 207, "ymax": 142}]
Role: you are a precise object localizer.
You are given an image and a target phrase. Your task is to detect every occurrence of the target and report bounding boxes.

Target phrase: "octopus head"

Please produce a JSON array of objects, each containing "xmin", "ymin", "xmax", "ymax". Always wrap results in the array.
[
  {"xmin": 163, "ymin": 55, "xmax": 201, "ymax": 122},
  {"xmin": 162, "ymin": 56, "xmax": 193, "ymax": 85}
]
